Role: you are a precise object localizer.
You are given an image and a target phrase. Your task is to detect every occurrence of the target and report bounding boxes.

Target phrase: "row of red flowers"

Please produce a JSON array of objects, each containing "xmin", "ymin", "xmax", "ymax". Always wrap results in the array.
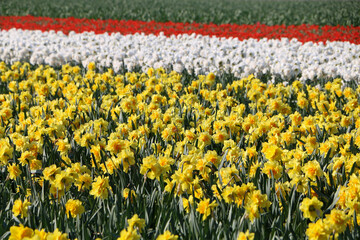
[{"xmin": 1, "ymin": 15, "xmax": 360, "ymax": 44}]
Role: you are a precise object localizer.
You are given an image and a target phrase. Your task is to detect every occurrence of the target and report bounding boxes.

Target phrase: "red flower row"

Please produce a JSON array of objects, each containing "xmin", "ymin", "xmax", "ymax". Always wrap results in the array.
[{"xmin": 1, "ymin": 15, "xmax": 360, "ymax": 44}]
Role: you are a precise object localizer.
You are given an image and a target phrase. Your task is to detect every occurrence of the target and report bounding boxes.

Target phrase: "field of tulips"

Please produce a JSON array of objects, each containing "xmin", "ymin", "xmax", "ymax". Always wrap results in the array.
[{"xmin": 1, "ymin": 1, "xmax": 360, "ymax": 240}]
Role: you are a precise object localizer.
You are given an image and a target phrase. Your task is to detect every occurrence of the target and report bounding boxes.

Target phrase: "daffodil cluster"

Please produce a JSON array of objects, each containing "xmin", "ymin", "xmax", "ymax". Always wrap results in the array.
[{"xmin": 2, "ymin": 61, "xmax": 360, "ymax": 239}]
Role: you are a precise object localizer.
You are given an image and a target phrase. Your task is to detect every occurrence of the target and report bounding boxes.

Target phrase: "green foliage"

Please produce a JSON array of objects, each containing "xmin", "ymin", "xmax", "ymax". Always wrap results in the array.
[{"xmin": 1, "ymin": 0, "xmax": 360, "ymax": 26}]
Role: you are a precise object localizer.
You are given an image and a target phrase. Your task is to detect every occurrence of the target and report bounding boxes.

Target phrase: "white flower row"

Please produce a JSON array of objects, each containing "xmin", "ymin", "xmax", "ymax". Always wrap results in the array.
[{"xmin": 1, "ymin": 28, "xmax": 360, "ymax": 82}]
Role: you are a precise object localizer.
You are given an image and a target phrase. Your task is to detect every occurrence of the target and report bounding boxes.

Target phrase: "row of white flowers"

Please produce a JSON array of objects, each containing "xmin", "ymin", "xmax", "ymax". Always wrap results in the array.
[{"xmin": 0, "ymin": 28, "xmax": 359, "ymax": 82}]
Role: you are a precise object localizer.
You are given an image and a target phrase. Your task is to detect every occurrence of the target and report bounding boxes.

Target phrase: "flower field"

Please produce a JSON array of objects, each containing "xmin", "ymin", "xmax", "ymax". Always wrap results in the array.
[{"xmin": 1, "ymin": 1, "xmax": 360, "ymax": 240}]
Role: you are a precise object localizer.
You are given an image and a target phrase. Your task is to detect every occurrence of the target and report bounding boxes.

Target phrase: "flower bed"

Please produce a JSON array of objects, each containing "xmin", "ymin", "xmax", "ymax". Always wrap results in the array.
[
  {"xmin": 1, "ymin": 61, "xmax": 360, "ymax": 239},
  {"xmin": 1, "ymin": 11, "xmax": 360, "ymax": 240},
  {"xmin": 1, "ymin": 15, "xmax": 360, "ymax": 43},
  {"xmin": 1, "ymin": 28, "xmax": 360, "ymax": 83}
]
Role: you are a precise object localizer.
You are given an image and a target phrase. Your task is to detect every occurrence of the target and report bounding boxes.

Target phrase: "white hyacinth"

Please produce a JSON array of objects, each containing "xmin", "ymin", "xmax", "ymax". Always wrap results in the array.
[{"xmin": 0, "ymin": 28, "xmax": 359, "ymax": 84}]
